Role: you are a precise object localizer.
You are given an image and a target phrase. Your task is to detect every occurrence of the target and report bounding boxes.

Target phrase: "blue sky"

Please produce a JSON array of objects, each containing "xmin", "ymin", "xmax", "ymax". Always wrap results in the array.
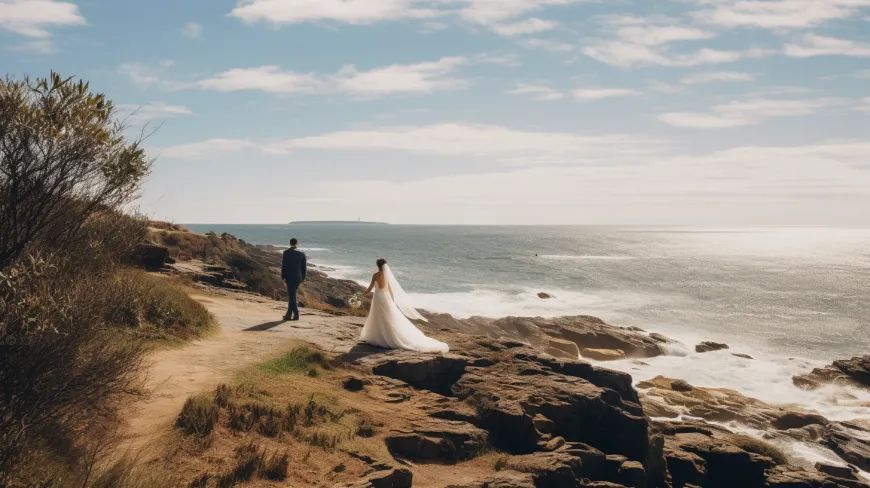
[{"xmin": 2, "ymin": 0, "xmax": 869, "ymax": 225}]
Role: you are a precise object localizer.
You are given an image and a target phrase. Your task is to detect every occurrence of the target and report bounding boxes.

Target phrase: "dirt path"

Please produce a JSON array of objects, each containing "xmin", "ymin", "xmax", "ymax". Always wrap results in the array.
[{"xmin": 117, "ymin": 288, "xmax": 365, "ymax": 461}]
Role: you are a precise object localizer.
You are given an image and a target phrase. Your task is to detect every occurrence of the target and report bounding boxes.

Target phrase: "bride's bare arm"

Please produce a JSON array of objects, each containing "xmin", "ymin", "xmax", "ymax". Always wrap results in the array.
[{"xmin": 364, "ymin": 274, "xmax": 376, "ymax": 295}]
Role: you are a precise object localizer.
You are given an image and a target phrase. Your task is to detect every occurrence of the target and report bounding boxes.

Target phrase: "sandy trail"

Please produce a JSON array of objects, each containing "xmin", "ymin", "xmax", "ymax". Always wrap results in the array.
[{"xmin": 117, "ymin": 288, "xmax": 365, "ymax": 461}]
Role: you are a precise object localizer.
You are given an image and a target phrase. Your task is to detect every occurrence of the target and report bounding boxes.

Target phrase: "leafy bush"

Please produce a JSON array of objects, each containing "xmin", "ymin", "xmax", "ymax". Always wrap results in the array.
[{"xmin": 0, "ymin": 73, "xmax": 149, "ymax": 268}]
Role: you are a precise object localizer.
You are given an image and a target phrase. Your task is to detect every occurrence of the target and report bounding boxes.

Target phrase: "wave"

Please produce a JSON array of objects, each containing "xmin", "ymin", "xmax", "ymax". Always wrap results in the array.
[
  {"xmin": 539, "ymin": 254, "xmax": 634, "ymax": 261},
  {"xmin": 407, "ymin": 286, "xmax": 654, "ymax": 319}
]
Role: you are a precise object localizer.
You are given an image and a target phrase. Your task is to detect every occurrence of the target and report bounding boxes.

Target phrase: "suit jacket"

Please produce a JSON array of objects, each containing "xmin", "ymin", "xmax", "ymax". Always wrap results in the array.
[{"xmin": 281, "ymin": 248, "xmax": 307, "ymax": 284}]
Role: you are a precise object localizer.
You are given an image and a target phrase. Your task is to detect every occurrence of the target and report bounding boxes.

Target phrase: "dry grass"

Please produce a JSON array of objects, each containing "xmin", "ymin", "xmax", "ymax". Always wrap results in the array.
[
  {"xmin": 104, "ymin": 269, "xmax": 214, "ymax": 342},
  {"xmin": 159, "ymin": 346, "xmax": 395, "ymax": 486},
  {"xmin": 176, "ymin": 394, "xmax": 220, "ymax": 438}
]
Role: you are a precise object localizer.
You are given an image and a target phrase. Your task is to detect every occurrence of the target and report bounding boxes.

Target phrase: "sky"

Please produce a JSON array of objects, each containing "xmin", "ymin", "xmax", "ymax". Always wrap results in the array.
[{"xmin": 1, "ymin": 0, "xmax": 869, "ymax": 225}]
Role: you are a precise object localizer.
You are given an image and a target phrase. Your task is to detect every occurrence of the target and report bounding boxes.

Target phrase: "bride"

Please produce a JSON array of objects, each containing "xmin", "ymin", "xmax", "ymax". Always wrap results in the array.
[{"xmin": 360, "ymin": 258, "xmax": 449, "ymax": 353}]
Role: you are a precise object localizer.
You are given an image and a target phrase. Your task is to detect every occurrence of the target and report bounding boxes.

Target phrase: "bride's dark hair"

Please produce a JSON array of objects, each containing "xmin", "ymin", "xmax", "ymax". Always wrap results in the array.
[{"xmin": 376, "ymin": 258, "xmax": 387, "ymax": 269}]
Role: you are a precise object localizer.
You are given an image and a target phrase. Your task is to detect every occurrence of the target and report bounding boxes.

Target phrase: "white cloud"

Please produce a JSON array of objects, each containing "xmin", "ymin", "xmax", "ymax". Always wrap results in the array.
[
  {"xmin": 583, "ymin": 42, "xmax": 765, "ymax": 68},
  {"xmin": 0, "ymin": 0, "xmax": 85, "ymax": 52},
  {"xmin": 181, "ymin": 21, "xmax": 203, "ymax": 39},
  {"xmin": 195, "ymin": 57, "xmax": 468, "ymax": 96},
  {"xmin": 520, "ymin": 37, "xmax": 575, "ymax": 52},
  {"xmin": 582, "ymin": 16, "xmax": 770, "ymax": 68},
  {"xmin": 654, "ymin": 71, "xmax": 754, "ymax": 93},
  {"xmin": 692, "ymin": 0, "xmax": 870, "ymax": 30},
  {"xmin": 612, "ymin": 23, "xmax": 715, "ymax": 47},
  {"xmin": 659, "ymin": 97, "xmax": 841, "ymax": 128},
  {"xmin": 491, "ymin": 17, "xmax": 555, "ymax": 36},
  {"xmin": 160, "ymin": 122, "xmax": 664, "ymax": 164},
  {"xmin": 160, "ymin": 138, "xmax": 261, "ymax": 160},
  {"xmin": 784, "ymin": 34, "xmax": 870, "ymax": 58},
  {"xmin": 196, "ymin": 66, "xmax": 321, "ymax": 93},
  {"xmin": 506, "ymin": 83, "xmax": 564, "ymax": 101},
  {"xmin": 458, "ymin": 0, "xmax": 576, "ymax": 25},
  {"xmin": 572, "ymin": 88, "xmax": 640, "ymax": 101},
  {"xmin": 332, "ymin": 57, "xmax": 467, "ymax": 96},
  {"xmin": 119, "ymin": 60, "xmax": 181, "ymax": 90},
  {"xmin": 117, "ymin": 102, "xmax": 194, "ymax": 124},
  {"xmin": 229, "ymin": 0, "xmax": 438, "ymax": 25},
  {"xmin": 229, "ymin": 0, "xmax": 578, "ymax": 35},
  {"xmin": 273, "ymin": 141, "xmax": 870, "ymax": 225},
  {"xmin": 680, "ymin": 71, "xmax": 755, "ymax": 85},
  {"xmin": 858, "ymin": 97, "xmax": 870, "ymax": 113}
]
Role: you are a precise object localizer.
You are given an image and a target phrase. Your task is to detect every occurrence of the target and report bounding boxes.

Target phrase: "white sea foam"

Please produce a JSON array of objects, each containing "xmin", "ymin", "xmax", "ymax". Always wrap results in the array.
[
  {"xmin": 721, "ymin": 423, "xmax": 870, "ymax": 481},
  {"xmin": 313, "ymin": 263, "xmax": 367, "ymax": 284},
  {"xmin": 609, "ymin": 345, "xmax": 870, "ymax": 421},
  {"xmin": 407, "ymin": 286, "xmax": 655, "ymax": 319}
]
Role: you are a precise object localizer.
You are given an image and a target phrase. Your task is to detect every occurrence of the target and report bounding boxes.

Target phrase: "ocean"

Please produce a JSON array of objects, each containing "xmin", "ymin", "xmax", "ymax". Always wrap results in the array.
[{"xmin": 186, "ymin": 224, "xmax": 870, "ymax": 426}]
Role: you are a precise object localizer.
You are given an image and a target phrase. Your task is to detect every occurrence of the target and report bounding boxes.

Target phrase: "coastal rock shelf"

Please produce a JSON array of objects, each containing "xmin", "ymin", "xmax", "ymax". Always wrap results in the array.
[{"xmin": 344, "ymin": 332, "xmax": 868, "ymax": 488}]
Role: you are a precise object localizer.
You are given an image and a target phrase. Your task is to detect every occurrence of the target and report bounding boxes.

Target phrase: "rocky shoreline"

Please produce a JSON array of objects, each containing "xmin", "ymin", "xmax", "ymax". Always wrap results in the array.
[
  {"xmin": 138, "ymin": 224, "xmax": 869, "ymax": 487},
  {"xmin": 340, "ymin": 328, "xmax": 869, "ymax": 487}
]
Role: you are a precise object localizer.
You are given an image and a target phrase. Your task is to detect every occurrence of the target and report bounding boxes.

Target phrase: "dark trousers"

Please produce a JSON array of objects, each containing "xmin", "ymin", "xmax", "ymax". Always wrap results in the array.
[{"xmin": 286, "ymin": 281, "xmax": 300, "ymax": 317}]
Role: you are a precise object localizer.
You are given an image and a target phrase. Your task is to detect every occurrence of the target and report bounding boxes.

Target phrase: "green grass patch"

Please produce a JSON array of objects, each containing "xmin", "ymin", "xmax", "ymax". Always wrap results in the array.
[{"xmin": 258, "ymin": 346, "xmax": 329, "ymax": 375}]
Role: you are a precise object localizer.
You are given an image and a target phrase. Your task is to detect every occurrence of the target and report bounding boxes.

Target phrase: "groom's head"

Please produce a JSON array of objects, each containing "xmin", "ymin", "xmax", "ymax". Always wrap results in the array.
[{"xmin": 290, "ymin": 238, "xmax": 298, "ymax": 248}]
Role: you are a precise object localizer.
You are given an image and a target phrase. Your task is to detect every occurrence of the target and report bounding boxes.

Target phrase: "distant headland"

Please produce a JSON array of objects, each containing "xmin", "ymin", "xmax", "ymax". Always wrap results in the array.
[{"xmin": 289, "ymin": 220, "xmax": 389, "ymax": 225}]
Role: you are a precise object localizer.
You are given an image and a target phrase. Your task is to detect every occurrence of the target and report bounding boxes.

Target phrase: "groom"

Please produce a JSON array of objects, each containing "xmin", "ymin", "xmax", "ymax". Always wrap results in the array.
[{"xmin": 281, "ymin": 238, "xmax": 306, "ymax": 321}]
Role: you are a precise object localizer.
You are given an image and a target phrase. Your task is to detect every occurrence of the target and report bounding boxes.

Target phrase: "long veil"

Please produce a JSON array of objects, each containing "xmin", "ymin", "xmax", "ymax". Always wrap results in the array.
[{"xmin": 382, "ymin": 264, "xmax": 428, "ymax": 322}]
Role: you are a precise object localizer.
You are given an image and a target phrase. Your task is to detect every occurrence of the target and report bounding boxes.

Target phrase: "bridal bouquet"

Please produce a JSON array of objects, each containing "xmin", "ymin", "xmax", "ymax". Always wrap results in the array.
[{"xmin": 348, "ymin": 293, "xmax": 362, "ymax": 309}]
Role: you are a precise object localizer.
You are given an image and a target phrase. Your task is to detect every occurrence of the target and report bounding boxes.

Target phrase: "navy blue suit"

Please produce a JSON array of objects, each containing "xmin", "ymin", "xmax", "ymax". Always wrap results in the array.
[{"xmin": 281, "ymin": 247, "xmax": 307, "ymax": 318}]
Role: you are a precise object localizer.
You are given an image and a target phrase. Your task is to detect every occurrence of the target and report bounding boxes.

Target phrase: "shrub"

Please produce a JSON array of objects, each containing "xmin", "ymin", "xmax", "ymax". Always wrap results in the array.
[
  {"xmin": 0, "ymin": 256, "xmax": 144, "ymax": 474},
  {"xmin": 176, "ymin": 394, "xmax": 219, "ymax": 437},
  {"xmin": 215, "ymin": 443, "xmax": 264, "ymax": 488},
  {"xmin": 102, "ymin": 269, "xmax": 212, "ymax": 338},
  {"xmin": 0, "ymin": 73, "xmax": 149, "ymax": 269},
  {"xmin": 259, "ymin": 451, "xmax": 289, "ymax": 481}
]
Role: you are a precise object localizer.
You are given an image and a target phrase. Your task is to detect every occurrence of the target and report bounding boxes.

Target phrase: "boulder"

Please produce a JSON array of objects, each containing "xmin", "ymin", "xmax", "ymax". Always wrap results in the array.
[
  {"xmin": 342, "ymin": 376, "xmax": 370, "ymax": 392},
  {"xmin": 814, "ymin": 462, "xmax": 859, "ymax": 480},
  {"xmin": 340, "ymin": 467, "xmax": 413, "ymax": 488},
  {"xmin": 368, "ymin": 353, "xmax": 466, "ymax": 395},
  {"xmin": 637, "ymin": 376, "xmax": 788, "ymax": 427},
  {"xmin": 824, "ymin": 421, "xmax": 870, "ymax": 471},
  {"xmin": 547, "ymin": 337, "xmax": 581, "ymax": 359},
  {"xmin": 793, "ymin": 355, "xmax": 870, "ymax": 390},
  {"xmin": 450, "ymin": 471, "xmax": 537, "ymax": 488},
  {"xmin": 503, "ymin": 450, "xmax": 584, "ymax": 488},
  {"xmin": 765, "ymin": 464, "xmax": 870, "ymax": 488},
  {"xmin": 452, "ymin": 347, "xmax": 649, "ymax": 461},
  {"xmin": 663, "ymin": 430, "xmax": 773, "ymax": 488},
  {"xmin": 581, "ymin": 348, "xmax": 626, "ymax": 361},
  {"xmin": 131, "ymin": 243, "xmax": 169, "ymax": 270},
  {"xmin": 384, "ymin": 419, "xmax": 488, "ymax": 463},
  {"xmin": 771, "ymin": 412, "xmax": 828, "ymax": 430},
  {"xmin": 538, "ymin": 292, "xmax": 555, "ymax": 299},
  {"xmin": 695, "ymin": 341, "xmax": 729, "ymax": 353}
]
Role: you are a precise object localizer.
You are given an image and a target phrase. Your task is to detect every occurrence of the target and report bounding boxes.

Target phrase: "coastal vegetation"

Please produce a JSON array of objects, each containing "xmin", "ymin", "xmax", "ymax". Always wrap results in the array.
[{"xmin": 0, "ymin": 73, "xmax": 211, "ymax": 485}]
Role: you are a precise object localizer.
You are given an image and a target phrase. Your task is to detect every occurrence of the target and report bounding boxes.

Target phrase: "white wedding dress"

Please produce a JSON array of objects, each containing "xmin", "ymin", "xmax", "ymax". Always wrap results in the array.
[{"xmin": 360, "ymin": 264, "xmax": 449, "ymax": 353}]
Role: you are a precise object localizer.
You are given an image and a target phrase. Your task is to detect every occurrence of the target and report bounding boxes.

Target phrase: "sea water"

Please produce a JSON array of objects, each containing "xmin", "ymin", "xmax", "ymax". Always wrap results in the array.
[{"xmin": 186, "ymin": 224, "xmax": 870, "ymax": 422}]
